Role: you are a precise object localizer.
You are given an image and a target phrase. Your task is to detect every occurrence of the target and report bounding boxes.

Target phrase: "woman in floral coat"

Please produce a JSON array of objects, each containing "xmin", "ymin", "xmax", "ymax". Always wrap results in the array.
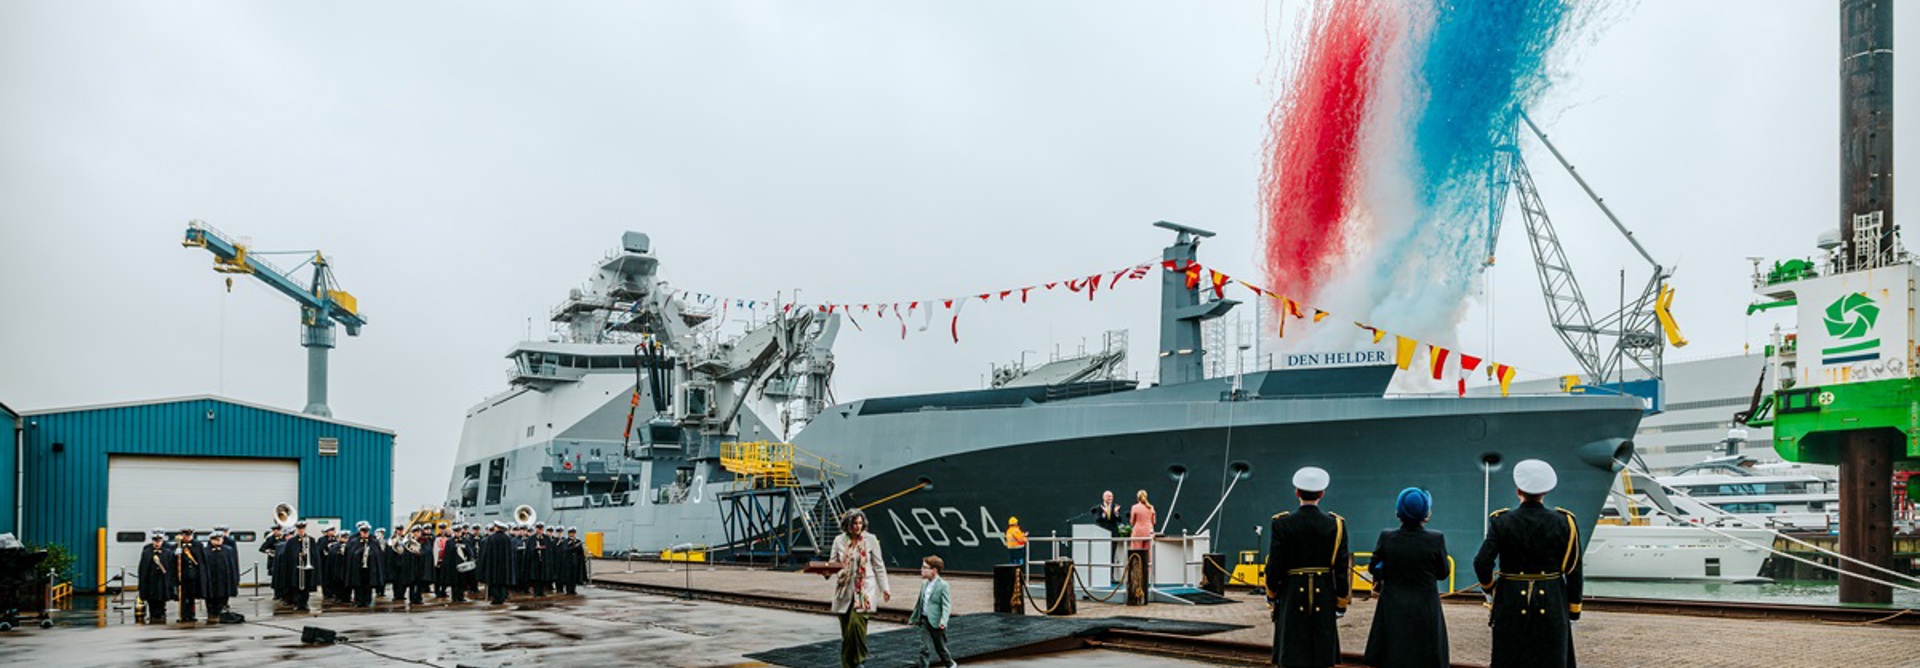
[{"xmin": 828, "ymin": 509, "xmax": 891, "ymax": 668}]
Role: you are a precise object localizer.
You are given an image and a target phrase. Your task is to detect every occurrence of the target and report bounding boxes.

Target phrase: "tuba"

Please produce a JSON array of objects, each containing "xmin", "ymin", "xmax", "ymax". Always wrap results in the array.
[
  {"xmin": 274, "ymin": 502, "xmax": 297, "ymax": 529},
  {"xmin": 514, "ymin": 504, "xmax": 537, "ymax": 527}
]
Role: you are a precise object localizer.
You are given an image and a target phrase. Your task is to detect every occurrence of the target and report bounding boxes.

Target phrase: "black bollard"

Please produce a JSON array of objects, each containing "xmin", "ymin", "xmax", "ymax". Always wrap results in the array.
[
  {"xmin": 992, "ymin": 564, "xmax": 1026, "ymax": 614},
  {"xmin": 1124, "ymin": 548, "xmax": 1149, "ymax": 606},
  {"xmin": 1042, "ymin": 559, "xmax": 1076, "ymax": 616},
  {"xmin": 1200, "ymin": 552, "xmax": 1227, "ymax": 594}
]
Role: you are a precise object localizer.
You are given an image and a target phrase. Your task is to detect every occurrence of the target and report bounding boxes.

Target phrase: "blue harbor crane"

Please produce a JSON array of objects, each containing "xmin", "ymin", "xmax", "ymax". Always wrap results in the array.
[{"xmin": 181, "ymin": 220, "xmax": 367, "ymax": 417}]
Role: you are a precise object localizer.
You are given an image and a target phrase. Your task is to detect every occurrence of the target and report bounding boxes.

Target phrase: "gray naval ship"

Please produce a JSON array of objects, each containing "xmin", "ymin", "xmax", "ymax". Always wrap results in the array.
[{"xmin": 443, "ymin": 223, "xmax": 1645, "ymax": 573}]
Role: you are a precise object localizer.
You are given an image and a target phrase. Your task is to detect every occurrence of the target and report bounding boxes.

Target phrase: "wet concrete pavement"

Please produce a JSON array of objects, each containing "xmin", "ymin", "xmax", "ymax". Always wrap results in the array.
[
  {"xmin": 0, "ymin": 587, "xmax": 1225, "ymax": 667},
  {"xmin": 592, "ymin": 561, "xmax": 1920, "ymax": 668}
]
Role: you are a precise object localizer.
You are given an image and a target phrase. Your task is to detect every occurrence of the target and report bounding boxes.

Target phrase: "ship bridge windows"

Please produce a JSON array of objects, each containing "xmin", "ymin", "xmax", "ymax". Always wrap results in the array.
[
  {"xmin": 485, "ymin": 457, "xmax": 506, "ymax": 505},
  {"xmin": 460, "ymin": 464, "xmax": 481, "ymax": 507}
]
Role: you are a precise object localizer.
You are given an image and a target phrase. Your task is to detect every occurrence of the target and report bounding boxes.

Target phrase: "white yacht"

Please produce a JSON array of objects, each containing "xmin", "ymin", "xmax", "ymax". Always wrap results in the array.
[
  {"xmin": 1657, "ymin": 455, "xmax": 1838, "ymax": 532},
  {"xmin": 1585, "ymin": 524, "xmax": 1774, "ymax": 582}
]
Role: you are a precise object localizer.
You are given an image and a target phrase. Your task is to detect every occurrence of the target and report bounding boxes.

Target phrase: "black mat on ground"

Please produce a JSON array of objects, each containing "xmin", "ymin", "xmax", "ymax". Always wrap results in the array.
[{"xmin": 745, "ymin": 613, "xmax": 1247, "ymax": 668}]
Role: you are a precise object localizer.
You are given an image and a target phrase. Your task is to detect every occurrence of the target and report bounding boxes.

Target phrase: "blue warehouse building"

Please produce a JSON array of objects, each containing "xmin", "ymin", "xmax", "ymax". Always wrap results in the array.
[
  {"xmin": 3, "ymin": 400, "xmax": 18, "ymax": 536},
  {"xmin": 14, "ymin": 395, "xmax": 393, "ymax": 591}
]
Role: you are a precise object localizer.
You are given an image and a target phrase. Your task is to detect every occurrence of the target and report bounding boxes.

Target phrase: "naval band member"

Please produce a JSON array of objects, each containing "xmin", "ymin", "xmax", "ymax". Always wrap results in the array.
[
  {"xmin": 348, "ymin": 521, "xmax": 388, "ymax": 607},
  {"xmin": 174, "ymin": 527, "xmax": 205, "ymax": 623},
  {"xmin": 1473, "ymin": 459, "xmax": 1584, "ymax": 668},
  {"xmin": 275, "ymin": 520, "xmax": 319, "ymax": 612},
  {"xmin": 480, "ymin": 521, "xmax": 516, "ymax": 604},
  {"xmin": 260, "ymin": 525, "xmax": 284, "ymax": 604},
  {"xmin": 204, "ymin": 529, "xmax": 240, "ymax": 622},
  {"xmin": 1265, "ymin": 466, "xmax": 1350, "ymax": 668},
  {"xmin": 137, "ymin": 528, "xmax": 173, "ymax": 624}
]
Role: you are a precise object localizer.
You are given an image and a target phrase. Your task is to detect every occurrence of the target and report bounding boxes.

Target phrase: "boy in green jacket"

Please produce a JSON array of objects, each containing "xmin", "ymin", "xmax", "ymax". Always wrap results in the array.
[{"xmin": 910, "ymin": 555, "xmax": 957, "ymax": 668}]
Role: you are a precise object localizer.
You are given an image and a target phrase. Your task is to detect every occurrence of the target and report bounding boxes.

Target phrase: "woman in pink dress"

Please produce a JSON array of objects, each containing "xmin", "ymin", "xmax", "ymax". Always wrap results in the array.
[{"xmin": 1129, "ymin": 489, "xmax": 1157, "ymax": 550}]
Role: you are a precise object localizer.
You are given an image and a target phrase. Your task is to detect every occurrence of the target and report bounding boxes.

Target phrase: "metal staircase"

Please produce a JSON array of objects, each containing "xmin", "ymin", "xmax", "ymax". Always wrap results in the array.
[{"xmin": 716, "ymin": 441, "xmax": 846, "ymax": 562}]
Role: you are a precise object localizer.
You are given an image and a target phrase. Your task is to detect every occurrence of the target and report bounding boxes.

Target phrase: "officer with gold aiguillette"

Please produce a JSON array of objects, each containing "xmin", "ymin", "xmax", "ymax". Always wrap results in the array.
[
  {"xmin": 1473, "ymin": 458, "xmax": 1585, "ymax": 668},
  {"xmin": 1265, "ymin": 466, "xmax": 1351, "ymax": 668}
]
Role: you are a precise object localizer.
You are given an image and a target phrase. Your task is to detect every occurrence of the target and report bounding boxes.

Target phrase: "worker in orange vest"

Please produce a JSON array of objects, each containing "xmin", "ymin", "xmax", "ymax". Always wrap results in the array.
[{"xmin": 1003, "ymin": 517, "xmax": 1028, "ymax": 565}]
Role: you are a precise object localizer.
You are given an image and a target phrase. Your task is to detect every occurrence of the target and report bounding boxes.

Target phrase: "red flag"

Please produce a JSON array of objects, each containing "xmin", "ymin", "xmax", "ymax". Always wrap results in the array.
[
  {"xmin": 1207, "ymin": 270, "xmax": 1228, "ymax": 298},
  {"xmin": 999, "ymin": 290, "xmax": 1012, "ymax": 300},
  {"xmin": 1184, "ymin": 263, "xmax": 1203, "ymax": 289},
  {"xmin": 1428, "ymin": 345, "xmax": 1450, "ymax": 380},
  {"xmin": 1019, "ymin": 287, "xmax": 1032, "ymax": 303},
  {"xmin": 1087, "ymin": 273, "xmax": 1103, "ymax": 301}
]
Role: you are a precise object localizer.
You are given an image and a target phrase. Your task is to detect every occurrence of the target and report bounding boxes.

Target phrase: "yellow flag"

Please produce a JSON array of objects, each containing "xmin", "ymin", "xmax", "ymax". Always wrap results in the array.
[{"xmin": 1394, "ymin": 336, "xmax": 1418, "ymax": 370}]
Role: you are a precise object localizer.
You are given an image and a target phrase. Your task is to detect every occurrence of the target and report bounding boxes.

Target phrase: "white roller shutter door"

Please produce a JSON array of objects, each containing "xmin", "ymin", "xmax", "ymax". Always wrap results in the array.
[{"xmin": 106, "ymin": 456, "xmax": 299, "ymax": 589}]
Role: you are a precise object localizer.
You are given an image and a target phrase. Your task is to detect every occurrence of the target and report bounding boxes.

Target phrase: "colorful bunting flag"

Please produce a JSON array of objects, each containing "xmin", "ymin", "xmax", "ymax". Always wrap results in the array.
[
  {"xmin": 1493, "ymin": 364, "xmax": 1517, "ymax": 397},
  {"xmin": 1457, "ymin": 354, "xmax": 1484, "ymax": 397},
  {"xmin": 1428, "ymin": 345, "xmax": 1450, "ymax": 381},
  {"xmin": 1394, "ymin": 336, "xmax": 1418, "ymax": 370}
]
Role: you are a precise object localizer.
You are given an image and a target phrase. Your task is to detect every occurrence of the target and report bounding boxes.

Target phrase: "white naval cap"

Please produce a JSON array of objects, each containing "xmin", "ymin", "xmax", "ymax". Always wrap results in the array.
[
  {"xmin": 150, "ymin": 527, "xmax": 167, "ymax": 539},
  {"xmin": 355, "ymin": 520, "xmax": 372, "ymax": 530},
  {"xmin": 1292, "ymin": 466, "xmax": 1330, "ymax": 493},
  {"xmin": 1514, "ymin": 459, "xmax": 1558, "ymax": 495}
]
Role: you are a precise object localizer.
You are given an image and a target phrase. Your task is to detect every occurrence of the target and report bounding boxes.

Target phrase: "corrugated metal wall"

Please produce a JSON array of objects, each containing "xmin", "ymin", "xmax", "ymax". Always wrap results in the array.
[
  {"xmin": 1, "ymin": 401, "xmax": 17, "ymax": 535},
  {"xmin": 19, "ymin": 397, "xmax": 393, "ymax": 590}
]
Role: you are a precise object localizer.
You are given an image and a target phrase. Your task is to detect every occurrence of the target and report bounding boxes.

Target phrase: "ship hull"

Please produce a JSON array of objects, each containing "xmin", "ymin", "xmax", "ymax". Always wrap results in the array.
[{"xmin": 797, "ymin": 387, "xmax": 1645, "ymax": 573}]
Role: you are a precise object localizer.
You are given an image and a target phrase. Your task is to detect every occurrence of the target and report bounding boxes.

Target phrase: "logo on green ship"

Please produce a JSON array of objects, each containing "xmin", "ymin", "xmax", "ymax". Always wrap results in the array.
[{"xmin": 1820, "ymin": 291, "xmax": 1881, "ymax": 364}]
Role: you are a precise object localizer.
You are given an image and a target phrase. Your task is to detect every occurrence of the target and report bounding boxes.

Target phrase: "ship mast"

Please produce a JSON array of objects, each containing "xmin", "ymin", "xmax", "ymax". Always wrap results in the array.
[{"xmin": 1154, "ymin": 221, "xmax": 1237, "ymax": 386}]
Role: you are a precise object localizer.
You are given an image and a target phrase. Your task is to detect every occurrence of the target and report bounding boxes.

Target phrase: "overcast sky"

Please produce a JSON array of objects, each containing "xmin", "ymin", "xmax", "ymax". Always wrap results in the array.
[{"xmin": 2, "ymin": 2, "xmax": 1914, "ymax": 514}]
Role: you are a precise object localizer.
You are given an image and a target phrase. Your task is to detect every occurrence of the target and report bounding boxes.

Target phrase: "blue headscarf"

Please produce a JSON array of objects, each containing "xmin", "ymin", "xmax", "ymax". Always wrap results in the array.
[{"xmin": 1395, "ymin": 487, "xmax": 1432, "ymax": 523}]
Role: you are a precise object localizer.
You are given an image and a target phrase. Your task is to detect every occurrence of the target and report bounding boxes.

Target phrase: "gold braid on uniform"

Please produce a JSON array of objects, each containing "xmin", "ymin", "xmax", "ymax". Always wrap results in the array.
[
  {"xmin": 1329, "ymin": 513, "xmax": 1349, "ymax": 608},
  {"xmin": 1557, "ymin": 507, "xmax": 1581, "ymax": 615}
]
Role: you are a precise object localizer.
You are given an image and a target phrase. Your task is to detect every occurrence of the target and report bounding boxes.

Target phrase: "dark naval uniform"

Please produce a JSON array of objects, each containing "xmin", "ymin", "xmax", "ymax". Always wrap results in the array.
[
  {"xmin": 203, "ymin": 540, "xmax": 240, "ymax": 620},
  {"xmin": 480, "ymin": 528, "xmax": 516, "ymax": 604},
  {"xmin": 1265, "ymin": 506, "xmax": 1351, "ymax": 668},
  {"xmin": 1473, "ymin": 502, "xmax": 1584, "ymax": 668},
  {"xmin": 136, "ymin": 539, "xmax": 174, "ymax": 623},
  {"xmin": 274, "ymin": 533, "xmax": 320, "ymax": 611}
]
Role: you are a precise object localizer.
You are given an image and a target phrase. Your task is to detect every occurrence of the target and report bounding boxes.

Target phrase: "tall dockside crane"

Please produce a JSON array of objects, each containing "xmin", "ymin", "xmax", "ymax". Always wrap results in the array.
[
  {"xmin": 182, "ymin": 220, "xmax": 368, "ymax": 417},
  {"xmin": 1487, "ymin": 112, "xmax": 1688, "ymax": 404}
]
